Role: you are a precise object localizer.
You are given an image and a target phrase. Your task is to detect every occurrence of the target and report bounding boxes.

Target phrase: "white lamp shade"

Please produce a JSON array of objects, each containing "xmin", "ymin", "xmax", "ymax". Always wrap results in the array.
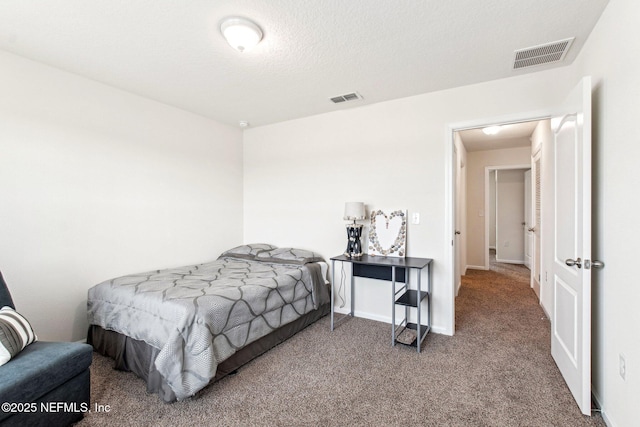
[
  {"xmin": 344, "ymin": 202, "xmax": 365, "ymax": 221},
  {"xmin": 221, "ymin": 17, "xmax": 263, "ymax": 52}
]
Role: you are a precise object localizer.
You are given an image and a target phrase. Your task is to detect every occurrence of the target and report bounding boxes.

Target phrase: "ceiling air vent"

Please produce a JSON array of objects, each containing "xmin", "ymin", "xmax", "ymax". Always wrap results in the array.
[
  {"xmin": 513, "ymin": 37, "xmax": 574, "ymax": 70},
  {"xmin": 330, "ymin": 92, "xmax": 363, "ymax": 103}
]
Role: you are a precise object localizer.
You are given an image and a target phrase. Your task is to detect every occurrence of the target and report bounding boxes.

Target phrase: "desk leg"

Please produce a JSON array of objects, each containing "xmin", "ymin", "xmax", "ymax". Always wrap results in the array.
[
  {"xmin": 350, "ymin": 264, "xmax": 354, "ymax": 317},
  {"xmin": 428, "ymin": 264, "xmax": 432, "ymax": 331},
  {"xmin": 391, "ymin": 266, "xmax": 396, "ymax": 347},
  {"xmin": 417, "ymin": 267, "xmax": 421, "ymax": 353},
  {"xmin": 330, "ymin": 259, "xmax": 335, "ymax": 331}
]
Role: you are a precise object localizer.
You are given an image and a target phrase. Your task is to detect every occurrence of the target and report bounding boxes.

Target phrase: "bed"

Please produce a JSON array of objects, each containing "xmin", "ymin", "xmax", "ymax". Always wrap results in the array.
[{"xmin": 86, "ymin": 244, "xmax": 331, "ymax": 402}]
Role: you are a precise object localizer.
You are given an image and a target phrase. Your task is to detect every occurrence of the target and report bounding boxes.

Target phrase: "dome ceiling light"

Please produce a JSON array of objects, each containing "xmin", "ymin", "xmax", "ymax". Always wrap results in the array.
[
  {"xmin": 220, "ymin": 17, "xmax": 263, "ymax": 53},
  {"xmin": 482, "ymin": 126, "xmax": 502, "ymax": 135}
]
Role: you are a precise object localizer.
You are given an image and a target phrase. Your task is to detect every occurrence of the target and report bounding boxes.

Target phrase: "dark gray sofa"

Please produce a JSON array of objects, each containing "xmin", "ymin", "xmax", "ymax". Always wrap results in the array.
[{"xmin": 0, "ymin": 271, "xmax": 92, "ymax": 427}]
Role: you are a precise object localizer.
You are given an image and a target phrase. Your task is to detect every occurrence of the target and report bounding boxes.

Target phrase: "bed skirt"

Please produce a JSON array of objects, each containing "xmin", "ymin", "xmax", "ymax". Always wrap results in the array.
[{"xmin": 87, "ymin": 302, "xmax": 330, "ymax": 403}]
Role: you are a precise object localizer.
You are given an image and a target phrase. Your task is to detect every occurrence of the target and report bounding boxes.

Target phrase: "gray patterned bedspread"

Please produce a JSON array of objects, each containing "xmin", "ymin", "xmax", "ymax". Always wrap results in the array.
[{"xmin": 87, "ymin": 256, "xmax": 330, "ymax": 400}]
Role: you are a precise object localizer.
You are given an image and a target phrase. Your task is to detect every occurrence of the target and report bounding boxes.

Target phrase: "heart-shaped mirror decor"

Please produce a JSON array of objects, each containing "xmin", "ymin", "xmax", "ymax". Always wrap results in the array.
[{"xmin": 368, "ymin": 209, "xmax": 407, "ymax": 257}]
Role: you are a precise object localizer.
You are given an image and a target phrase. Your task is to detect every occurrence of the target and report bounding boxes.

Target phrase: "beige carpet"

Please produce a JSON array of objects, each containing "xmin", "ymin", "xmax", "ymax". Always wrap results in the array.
[{"xmin": 78, "ymin": 260, "xmax": 605, "ymax": 426}]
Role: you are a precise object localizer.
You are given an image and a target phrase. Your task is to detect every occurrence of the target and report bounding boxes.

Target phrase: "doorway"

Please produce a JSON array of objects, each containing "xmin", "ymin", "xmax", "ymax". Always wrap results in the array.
[
  {"xmin": 486, "ymin": 166, "xmax": 532, "ymax": 269},
  {"xmin": 446, "ymin": 115, "xmax": 549, "ymax": 333},
  {"xmin": 452, "ymin": 120, "xmax": 540, "ymax": 282}
]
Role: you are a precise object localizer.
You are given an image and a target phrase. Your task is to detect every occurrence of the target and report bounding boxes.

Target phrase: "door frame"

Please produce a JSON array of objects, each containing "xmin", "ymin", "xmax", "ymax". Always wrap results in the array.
[
  {"xmin": 531, "ymin": 148, "xmax": 543, "ymax": 299},
  {"xmin": 444, "ymin": 110, "xmax": 550, "ymax": 334},
  {"xmin": 484, "ymin": 165, "xmax": 531, "ymax": 270},
  {"xmin": 524, "ymin": 168, "xmax": 533, "ymax": 270}
]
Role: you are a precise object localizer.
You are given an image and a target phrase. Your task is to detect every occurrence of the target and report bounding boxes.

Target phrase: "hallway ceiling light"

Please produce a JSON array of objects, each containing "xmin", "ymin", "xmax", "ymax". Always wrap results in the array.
[
  {"xmin": 220, "ymin": 17, "xmax": 263, "ymax": 53},
  {"xmin": 482, "ymin": 126, "xmax": 502, "ymax": 135}
]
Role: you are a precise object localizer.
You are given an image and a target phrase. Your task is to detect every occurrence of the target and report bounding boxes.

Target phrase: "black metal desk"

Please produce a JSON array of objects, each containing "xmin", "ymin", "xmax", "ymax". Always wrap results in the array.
[{"xmin": 330, "ymin": 254, "xmax": 433, "ymax": 353}]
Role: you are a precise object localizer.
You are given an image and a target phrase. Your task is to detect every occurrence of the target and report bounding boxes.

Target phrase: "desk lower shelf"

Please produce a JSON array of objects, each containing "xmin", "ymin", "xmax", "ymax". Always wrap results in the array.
[
  {"xmin": 395, "ymin": 323, "xmax": 430, "ymax": 348},
  {"xmin": 394, "ymin": 289, "xmax": 430, "ymax": 349}
]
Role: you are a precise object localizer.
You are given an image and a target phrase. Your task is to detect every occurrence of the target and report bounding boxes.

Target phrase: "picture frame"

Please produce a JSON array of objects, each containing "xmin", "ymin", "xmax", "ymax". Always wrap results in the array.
[{"xmin": 368, "ymin": 209, "xmax": 407, "ymax": 257}]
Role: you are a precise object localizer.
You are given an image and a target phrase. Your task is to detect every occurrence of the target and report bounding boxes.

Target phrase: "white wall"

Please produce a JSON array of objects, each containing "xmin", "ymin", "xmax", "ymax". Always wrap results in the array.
[
  {"xmin": 0, "ymin": 51, "xmax": 244, "ymax": 341},
  {"xmin": 465, "ymin": 147, "xmax": 531, "ymax": 269},
  {"xmin": 495, "ymin": 169, "xmax": 527, "ymax": 263},
  {"xmin": 570, "ymin": 0, "xmax": 640, "ymax": 425}
]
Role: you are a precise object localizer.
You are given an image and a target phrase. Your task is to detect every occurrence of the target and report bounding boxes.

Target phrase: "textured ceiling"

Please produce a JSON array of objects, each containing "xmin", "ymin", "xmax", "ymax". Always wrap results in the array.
[{"xmin": 0, "ymin": 0, "xmax": 609, "ymax": 128}]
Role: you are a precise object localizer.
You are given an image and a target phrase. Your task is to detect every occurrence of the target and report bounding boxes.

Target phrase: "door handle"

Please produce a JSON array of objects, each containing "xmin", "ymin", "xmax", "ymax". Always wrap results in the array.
[
  {"xmin": 455, "ymin": 230, "xmax": 461, "ymax": 235},
  {"xmin": 584, "ymin": 259, "xmax": 605, "ymax": 269},
  {"xmin": 528, "ymin": 227, "xmax": 536, "ymax": 232},
  {"xmin": 565, "ymin": 258, "xmax": 582, "ymax": 268}
]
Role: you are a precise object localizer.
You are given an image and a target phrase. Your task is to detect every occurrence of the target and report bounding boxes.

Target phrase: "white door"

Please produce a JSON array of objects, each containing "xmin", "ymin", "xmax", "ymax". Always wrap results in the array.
[
  {"xmin": 524, "ymin": 169, "xmax": 532, "ymax": 269},
  {"xmin": 551, "ymin": 77, "xmax": 592, "ymax": 416},
  {"xmin": 453, "ymin": 144, "xmax": 461, "ymax": 294}
]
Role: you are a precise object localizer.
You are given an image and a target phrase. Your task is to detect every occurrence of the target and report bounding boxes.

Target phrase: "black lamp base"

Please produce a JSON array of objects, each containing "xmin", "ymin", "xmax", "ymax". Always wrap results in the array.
[{"xmin": 344, "ymin": 224, "xmax": 363, "ymax": 258}]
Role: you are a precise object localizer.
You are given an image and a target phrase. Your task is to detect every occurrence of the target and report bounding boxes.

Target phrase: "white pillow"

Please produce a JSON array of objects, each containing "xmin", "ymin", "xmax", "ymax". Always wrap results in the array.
[{"xmin": 0, "ymin": 306, "xmax": 37, "ymax": 366}]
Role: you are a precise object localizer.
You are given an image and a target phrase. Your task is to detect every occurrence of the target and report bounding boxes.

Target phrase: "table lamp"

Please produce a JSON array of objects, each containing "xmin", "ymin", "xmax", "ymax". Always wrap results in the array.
[{"xmin": 344, "ymin": 202, "xmax": 365, "ymax": 258}]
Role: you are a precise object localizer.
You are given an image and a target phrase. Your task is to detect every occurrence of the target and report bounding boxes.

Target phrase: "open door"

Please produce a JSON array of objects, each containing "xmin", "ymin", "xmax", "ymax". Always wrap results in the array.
[{"xmin": 551, "ymin": 77, "xmax": 592, "ymax": 415}]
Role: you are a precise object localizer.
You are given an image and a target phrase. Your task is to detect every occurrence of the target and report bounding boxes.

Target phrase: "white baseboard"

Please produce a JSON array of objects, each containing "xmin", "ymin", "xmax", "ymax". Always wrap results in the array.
[
  {"xmin": 466, "ymin": 265, "xmax": 489, "ymax": 271},
  {"xmin": 532, "ymin": 277, "xmax": 541, "ymax": 298},
  {"xmin": 495, "ymin": 258, "xmax": 524, "ymax": 264},
  {"xmin": 429, "ymin": 324, "xmax": 450, "ymax": 335},
  {"xmin": 540, "ymin": 303, "xmax": 551, "ymax": 321},
  {"xmin": 333, "ymin": 308, "xmax": 393, "ymax": 325},
  {"xmin": 353, "ymin": 310, "xmax": 390, "ymax": 325},
  {"xmin": 592, "ymin": 389, "xmax": 615, "ymax": 426},
  {"xmin": 332, "ymin": 308, "xmax": 450, "ymax": 335}
]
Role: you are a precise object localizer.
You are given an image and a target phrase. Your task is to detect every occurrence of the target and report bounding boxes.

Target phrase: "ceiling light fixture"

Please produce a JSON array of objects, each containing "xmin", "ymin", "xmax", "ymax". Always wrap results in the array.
[
  {"xmin": 482, "ymin": 126, "xmax": 502, "ymax": 135},
  {"xmin": 220, "ymin": 17, "xmax": 263, "ymax": 53}
]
